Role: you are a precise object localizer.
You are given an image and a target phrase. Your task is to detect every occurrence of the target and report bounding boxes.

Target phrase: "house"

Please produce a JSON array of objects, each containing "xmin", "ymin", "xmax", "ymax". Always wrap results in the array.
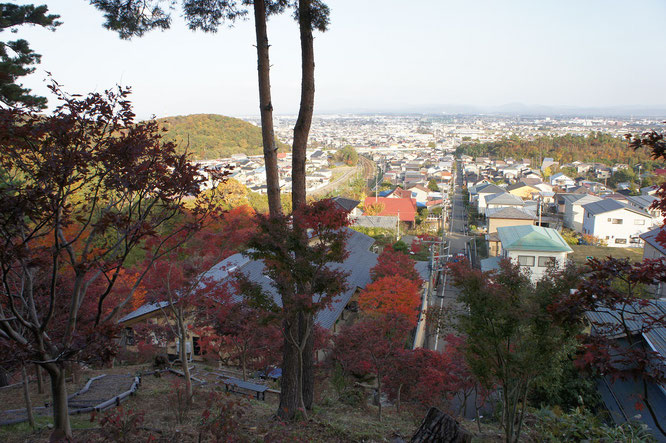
[
  {"xmin": 350, "ymin": 215, "xmax": 400, "ymax": 232},
  {"xmin": 640, "ymin": 226, "xmax": 666, "ymax": 298},
  {"xmin": 586, "ymin": 302, "xmax": 666, "ymax": 440},
  {"xmin": 541, "ymin": 158, "xmax": 559, "ymax": 172},
  {"xmin": 483, "ymin": 225, "xmax": 572, "ymax": 283},
  {"xmin": 550, "ymin": 173, "xmax": 575, "ymax": 189},
  {"xmin": 407, "ymin": 185, "xmax": 430, "ymax": 206},
  {"xmin": 119, "ymin": 229, "xmax": 430, "ymax": 360},
  {"xmin": 363, "ymin": 196, "xmax": 418, "ymax": 224},
  {"xmin": 563, "ymin": 194, "xmax": 602, "ymax": 233},
  {"xmin": 475, "ymin": 184, "xmax": 505, "ymax": 211},
  {"xmin": 386, "ymin": 187, "xmax": 413, "ymax": 199},
  {"xmin": 626, "ymin": 194, "xmax": 661, "ymax": 220},
  {"xmin": 582, "ymin": 199, "xmax": 655, "ymax": 247},
  {"xmin": 331, "ymin": 196, "xmax": 361, "ymax": 217},
  {"xmin": 641, "ymin": 185, "xmax": 659, "ymax": 196},
  {"xmin": 484, "ymin": 192, "xmax": 525, "ymax": 214},
  {"xmin": 485, "ymin": 207, "xmax": 536, "ymax": 257},
  {"xmin": 506, "ymin": 182, "xmax": 540, "ymax": 200}
]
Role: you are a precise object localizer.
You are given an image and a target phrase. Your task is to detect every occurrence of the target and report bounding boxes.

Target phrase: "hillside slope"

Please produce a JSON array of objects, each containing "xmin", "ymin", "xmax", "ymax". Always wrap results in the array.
[{"xmin": 157, "ymin": 114, "xmax": 289, "ymax": 160}]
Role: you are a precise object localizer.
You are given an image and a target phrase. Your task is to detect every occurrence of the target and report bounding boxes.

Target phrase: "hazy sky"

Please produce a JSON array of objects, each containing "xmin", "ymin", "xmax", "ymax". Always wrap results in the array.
[{"xmin": 14, "ymin": 0, "xmax": 666, "ymax": 118}]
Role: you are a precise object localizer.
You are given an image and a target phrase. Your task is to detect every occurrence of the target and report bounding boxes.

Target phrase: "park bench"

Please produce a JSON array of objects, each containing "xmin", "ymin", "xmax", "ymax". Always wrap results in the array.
[{"xmin": 219, "ymin": 376, "xmax": 269, "ymax": 401}]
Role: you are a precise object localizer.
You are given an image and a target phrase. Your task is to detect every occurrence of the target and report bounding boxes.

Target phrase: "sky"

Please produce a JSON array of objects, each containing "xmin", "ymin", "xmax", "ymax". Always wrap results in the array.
[{"xmin": 13, "ymin": 0, "xmax": 666, "ymax": 118}]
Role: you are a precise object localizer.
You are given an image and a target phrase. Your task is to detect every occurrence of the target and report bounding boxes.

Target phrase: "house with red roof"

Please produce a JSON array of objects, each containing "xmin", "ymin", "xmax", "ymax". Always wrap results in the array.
[{"xmin": 363, "ymin": 196, "xmax": 417, "ymax": 224}]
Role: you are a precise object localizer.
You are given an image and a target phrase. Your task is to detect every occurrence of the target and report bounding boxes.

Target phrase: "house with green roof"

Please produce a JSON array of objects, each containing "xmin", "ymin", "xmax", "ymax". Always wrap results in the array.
[{"xmin": 482, "ymin": 225, "xmax": 573, "ymax": 282}]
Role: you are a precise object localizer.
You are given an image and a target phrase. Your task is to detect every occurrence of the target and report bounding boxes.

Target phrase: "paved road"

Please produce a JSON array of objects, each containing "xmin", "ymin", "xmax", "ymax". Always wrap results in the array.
[{"xmin": 428, "ymin": 161, "xmax": 470, "ymax": 352}]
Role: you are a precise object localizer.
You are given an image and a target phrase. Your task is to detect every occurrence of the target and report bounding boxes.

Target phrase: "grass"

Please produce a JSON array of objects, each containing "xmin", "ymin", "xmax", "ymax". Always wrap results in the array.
[{"xmin": 570, "ymin": 245, "xmax": 643, "ymax": 264}]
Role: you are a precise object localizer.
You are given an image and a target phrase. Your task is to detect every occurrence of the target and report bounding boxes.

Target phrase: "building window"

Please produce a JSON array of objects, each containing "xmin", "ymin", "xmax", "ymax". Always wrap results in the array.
[
  {"xmin": 517, "ymin": 255, "xmax": 535, "ymax": 267},
  {"xmin": 615, "ymin": 238, "xmax": 627, "ymax": 244},
  {"xmin": 192, "ymin": 337, "xmax": 201, "ymax": 356},
  {"xmin": 634, "ymin": 219, "xmax": 645, "ymax": 225},
  {"xmin": 611, "ymin": 219, "xmax": 623, "ymax": 225},
  {"xmin": 538, "ymin": 256, "xmax": 556, "ymax": 267},
  {"xmin": 124, "ymin": 327, "xmax": 135, "ymax": 346}
]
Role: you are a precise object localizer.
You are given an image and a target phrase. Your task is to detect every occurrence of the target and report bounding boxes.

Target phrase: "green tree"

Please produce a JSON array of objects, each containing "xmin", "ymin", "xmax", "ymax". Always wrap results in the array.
[
  {"xmin": 450, "ymin": 259, "xmax": 581, "ymax": 443},
  {"xmin": 427, "ymin": 178, "xmax": 439, "ymax": 192},
  {"xmin": 335, "ymin": 145, "xmax": 358, "ymax": 166},
  {"xmin": 0, "ymin": 3, "xmax": 60, "ymax": 108}
]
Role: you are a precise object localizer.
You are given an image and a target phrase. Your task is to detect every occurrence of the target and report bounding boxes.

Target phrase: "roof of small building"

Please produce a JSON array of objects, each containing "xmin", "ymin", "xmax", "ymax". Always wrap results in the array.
[
  {"xmin": 350, "ymin": 215, "xmax": 399, "ymax": 230},
  {"xmin": 639, "ymin": 226, "xmax": 666, "ymax": 256},
  {"xmin": 497, "ymin": 225, "xmax": 573, "ymax": 253},
  {"xmin": 476, "ymin": 183, "xmax": 505, "ymax": 194},
  {"xmin": 486, "ymin": 207, "xmax": 536, "ymax": 220},
  {"xmin": 562, "ymin": 194, "xmax": 602, "ymax": 205},
  {"xmin": 582, "ymin": 199, "xmax": 651, "ymax": 217},
  {"xmin": 331, "ymin": 196, "xmax": 360, "ymax": 213},
  {"xmin": 506, "ymin": 182, "xmax": 537, "ymax": 192},
  {"xmin": 363, "ymin": 197, "xmax": 417, "ymax": 222},
  {"xmin": 120, "ymin": 229, "xmax": 427, "ymax": 331},
  {"xmin": 626, "ymin": 194, "xmax": 658, "ymax": 209},
  {"xmin": 484, "ymin": 192, "xmax": 525, "ymax": 206}
]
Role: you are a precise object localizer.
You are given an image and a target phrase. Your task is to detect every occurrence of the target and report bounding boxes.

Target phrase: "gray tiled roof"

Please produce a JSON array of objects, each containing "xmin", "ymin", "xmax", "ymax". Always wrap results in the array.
[
  {"xmin": 484, "ymin": 192, "xmax": 525, "ymax": 206},
  {"xmin": 350, "ymin": 215, "xmax": 399, "ymax": 230},
  {"xmin": 332, "ymin": 196, "xmax": 360, "ymax": 212},
  {"xmin": 582, "ymin": 199, "xmax": 651, "ymax": 217},
  {"xmin": 486, "ymin": 207, "xmax": 536, "ymax": 220},
  {"xmin": 209, "ymin": 229, "xmax": 383, "ymax": 330},
  {"xmin": 640, "ymin": 226, "xmax": 666, "ymax": 256},
  {"xmin": 118, "ymin": 301, "xmax": 170, "ymax": 324},
  {"xmin": 626, "ymin": 194, "xmax": 658, "ymax": 210}
]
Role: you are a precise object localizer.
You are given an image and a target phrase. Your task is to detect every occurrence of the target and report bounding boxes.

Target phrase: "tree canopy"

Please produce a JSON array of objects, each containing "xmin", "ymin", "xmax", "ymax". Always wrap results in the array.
[
  {"xmin": 0, "ymin": 3, "xmax": 60, "ymax": 109},
  {"xmin": 455, "ymin": 133, "xmax": 656, "ymax": 166},
  {"xmin": 158, "ymin": 114, "xmax": 289, "ymax": 160}
]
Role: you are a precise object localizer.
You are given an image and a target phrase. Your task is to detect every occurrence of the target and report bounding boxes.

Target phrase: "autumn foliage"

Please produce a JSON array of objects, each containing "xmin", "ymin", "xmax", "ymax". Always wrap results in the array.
[
  {"xmin": 358, "ymin": 276, "xmax": 421, "ymax": 326},
  {"xmin": 370, "ymin": 248, "xmax": 423, "ymax": 284}
]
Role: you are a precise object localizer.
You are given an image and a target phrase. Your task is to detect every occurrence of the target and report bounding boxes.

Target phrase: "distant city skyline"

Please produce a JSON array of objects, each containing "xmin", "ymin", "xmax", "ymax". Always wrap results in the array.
[{"xmin": 14, "ymin": 0, "xmax": 666, "ymax": 119}]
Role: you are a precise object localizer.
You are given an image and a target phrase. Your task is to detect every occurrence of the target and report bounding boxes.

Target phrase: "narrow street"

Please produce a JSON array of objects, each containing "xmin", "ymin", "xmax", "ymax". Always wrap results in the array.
[{"xmin": 428, "ymin": 161, "xmax": 470, "ymax": 352}]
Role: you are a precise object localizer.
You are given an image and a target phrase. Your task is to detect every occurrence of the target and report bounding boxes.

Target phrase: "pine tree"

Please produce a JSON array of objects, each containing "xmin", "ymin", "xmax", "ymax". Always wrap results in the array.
[{"xmin": 0, "ymin": 3, "xmax": 60, "ymax": 109}]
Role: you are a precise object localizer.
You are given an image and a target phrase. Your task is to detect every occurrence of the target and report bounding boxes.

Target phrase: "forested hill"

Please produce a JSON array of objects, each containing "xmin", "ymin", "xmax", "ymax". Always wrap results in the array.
[
  {"xmin": 156, "ymin": 114, "xmax": 289, "ymax": 160},
  {"xmin": 455, "ymin": 133, "xmax": 654, "ymax": 166}
]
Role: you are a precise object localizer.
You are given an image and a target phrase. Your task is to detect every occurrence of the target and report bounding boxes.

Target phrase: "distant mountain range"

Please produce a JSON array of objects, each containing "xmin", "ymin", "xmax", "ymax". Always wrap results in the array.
[{"xmin": 157, "ymin": 114, "xmax": 289, "ymax": 160}]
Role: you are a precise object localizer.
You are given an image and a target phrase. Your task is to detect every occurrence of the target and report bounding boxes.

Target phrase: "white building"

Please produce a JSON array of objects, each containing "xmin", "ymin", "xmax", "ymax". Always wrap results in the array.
[
  {"xmin": 549, "ymin": 173, "xmax": 575, "ymax": 189},
  {"xmin": 483, "ymin": 225, "xmax": 573, "ymax": 283},
  {"xmin": 581, "ymin": 199, "xmax": 655, "ymax": 247},
  {"xmin": 563, "ymin": 194, "xmax": 602, "ymax": 233}
]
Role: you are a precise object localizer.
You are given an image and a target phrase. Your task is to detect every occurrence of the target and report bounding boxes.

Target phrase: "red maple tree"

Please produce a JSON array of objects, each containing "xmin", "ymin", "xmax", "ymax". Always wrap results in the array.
[
  {"xmin": 370, "ymin": 248, "xmax": 423, "ymax": 284},
  {"xmin": 358, "ymin": 275, "xmax": 422, "ymax": 326},
  {"xmin": 331, "ymin": 313, "xmax": 412, "ymax": 421}
]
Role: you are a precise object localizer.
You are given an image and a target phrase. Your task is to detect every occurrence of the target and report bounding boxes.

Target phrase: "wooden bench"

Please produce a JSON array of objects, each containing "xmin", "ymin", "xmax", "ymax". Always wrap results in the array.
[{"xmin": 219, "ymin": 376, "xmax": 269, "ymax": 401}]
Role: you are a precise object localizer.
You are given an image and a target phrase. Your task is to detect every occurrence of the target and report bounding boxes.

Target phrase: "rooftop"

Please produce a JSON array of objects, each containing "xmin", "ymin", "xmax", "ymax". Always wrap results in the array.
[{"xmin": 497, "ymin": 225, "xmax": 573, "ymax": 253}]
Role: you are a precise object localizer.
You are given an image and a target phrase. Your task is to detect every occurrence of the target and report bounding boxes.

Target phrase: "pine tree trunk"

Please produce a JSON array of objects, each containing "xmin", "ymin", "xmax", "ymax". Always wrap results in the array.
[
  {"xmin": 291, "ymin": 0, "xmax": 316, "ymax": 209},
  {"xmin": 253, "ymin": 0, "xmax": 282, "ymax": 217},
  {"xmin": 277, "ymin": 316, "xmax": 301, "ymax": 420},
  {"xmin": 47, "ymin": 365, "xmax": 72, "ymax": 439},
  {"xmin": 21, "ymin": 366, "xmax": 35, "ymax": 429}
]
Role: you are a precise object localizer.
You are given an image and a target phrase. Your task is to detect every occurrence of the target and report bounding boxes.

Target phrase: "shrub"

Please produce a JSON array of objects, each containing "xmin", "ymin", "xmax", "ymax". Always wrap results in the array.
[
  {"xmin": 198, "ymin": 391, "xmax": 246, "ymax": 442},
  {"xmin": 99, "ymin": 407, "xmax": 147, "ymax": 443}
]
